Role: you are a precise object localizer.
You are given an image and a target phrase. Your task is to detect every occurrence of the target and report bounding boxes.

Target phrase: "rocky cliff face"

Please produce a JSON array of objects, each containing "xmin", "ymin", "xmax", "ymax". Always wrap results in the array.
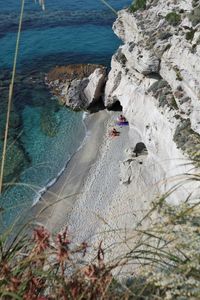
[
  {"xmin": 46, "ymin": 64, "xmax": 107, "ymax": 111},
  {"xmin": 105, "ymin": 0, "xmax": 200, "ymax": 204}
]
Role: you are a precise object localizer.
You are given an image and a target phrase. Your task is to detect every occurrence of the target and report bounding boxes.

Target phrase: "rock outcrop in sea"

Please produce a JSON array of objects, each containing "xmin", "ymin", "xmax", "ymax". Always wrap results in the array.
[
  {"xmin": 105, "ymin": 0, "xmax": 200, "ymax": 204},
  {"xmin": 46, "ymin": 64, "xmax": 107, "ymax": 111}
]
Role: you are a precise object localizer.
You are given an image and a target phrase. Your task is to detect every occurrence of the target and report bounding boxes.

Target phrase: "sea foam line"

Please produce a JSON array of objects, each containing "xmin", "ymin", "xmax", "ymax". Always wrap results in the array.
[{"xmin": 32, "ymin": 112, "xmax": 90, "ymax": 206}]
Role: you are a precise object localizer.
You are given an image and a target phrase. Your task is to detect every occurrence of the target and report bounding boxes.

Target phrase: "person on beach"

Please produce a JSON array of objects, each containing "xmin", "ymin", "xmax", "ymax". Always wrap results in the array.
[
  {"xmin": 118, "ymin": 114, "xmax": 127, "ymax": 123},
  {"xmin": 109, "ymin": 128, "xmax": 120, "ymax": 137}
]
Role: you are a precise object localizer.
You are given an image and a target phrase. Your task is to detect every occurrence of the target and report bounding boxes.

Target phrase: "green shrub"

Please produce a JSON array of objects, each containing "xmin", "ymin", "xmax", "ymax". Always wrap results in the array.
[
  {"xmin": 130, "ymin": 0, "xmax": 147, "ymax": 13},
  {"xmin": 186, "ymin": 29, "xmax": 196, "ymax": 41},
  {"xmin": 170, "ymin": 96, "xmax": 178, "ymax": 109},
  {"xmin": 165, "ymin": 12, "xmax": 181, "ymax": 26},
  {"xmin": 173, "ymin": 66, "xmax": 183, "ymax": 81}
]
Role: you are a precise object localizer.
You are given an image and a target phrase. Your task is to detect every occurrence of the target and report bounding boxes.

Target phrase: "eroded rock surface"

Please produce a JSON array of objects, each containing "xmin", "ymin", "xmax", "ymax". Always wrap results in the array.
[
  {"xmin": 46, "ymin": 64, "xmax": 107, "ymax": 111},
  {"xmin": 105, "ymin": 0, "xmax": 200, "ymax": 204}
]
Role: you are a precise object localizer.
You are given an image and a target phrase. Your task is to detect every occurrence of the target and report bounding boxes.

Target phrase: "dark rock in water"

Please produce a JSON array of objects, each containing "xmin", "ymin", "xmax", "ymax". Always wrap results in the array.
[
  {"xmin": 0, "ymin": 138, "xmax": 30, "ymax": 189},
  {"xmin": 46, "ymin": 64, "xmax": 107, "ymax": 111},
  {"xmin": 0, "ymin": 69, "xmax": 48, "ymax": 192},
  {"xmin": 40, "ymin": 103, "xmax": 61, "ymax": 137}
]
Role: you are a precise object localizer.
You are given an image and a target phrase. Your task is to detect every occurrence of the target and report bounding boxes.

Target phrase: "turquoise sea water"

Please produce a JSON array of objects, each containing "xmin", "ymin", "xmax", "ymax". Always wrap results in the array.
[{"xmin": 0, "ymin": 0, "xmax": 130, "ymax": 229}]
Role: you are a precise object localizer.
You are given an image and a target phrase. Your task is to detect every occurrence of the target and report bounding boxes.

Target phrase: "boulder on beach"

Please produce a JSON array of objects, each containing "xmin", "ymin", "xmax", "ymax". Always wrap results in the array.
[{"xmin": 46, "ymin": 64, "xmax": 107, "ymax": 111}]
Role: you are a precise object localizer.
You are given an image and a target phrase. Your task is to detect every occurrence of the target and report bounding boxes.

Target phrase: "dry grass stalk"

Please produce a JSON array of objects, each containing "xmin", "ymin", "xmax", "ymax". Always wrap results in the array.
[{"xmin": 0, "ymin": 0, "xmax": 25, "ymax": 194}]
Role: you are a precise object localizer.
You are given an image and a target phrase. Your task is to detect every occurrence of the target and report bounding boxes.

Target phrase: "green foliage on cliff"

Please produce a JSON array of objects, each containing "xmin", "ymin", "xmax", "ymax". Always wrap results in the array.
[
  {"xmin": 173, "ymin": 66, "xmax": 183, "ymax": 81},
  {"xmin": 186, "ymin": 29, "xmax": 196, "ymax": 41},
  {"xmin": 165, "ymin": 12, "xmax": 181, "ymax": 26},
  {"xmin": 130, "ymin": 0, "xmax": 147, "ymax": 13}
]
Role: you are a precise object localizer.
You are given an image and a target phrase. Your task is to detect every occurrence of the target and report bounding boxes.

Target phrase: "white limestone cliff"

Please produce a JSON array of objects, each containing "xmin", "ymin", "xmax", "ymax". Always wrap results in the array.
[
  {"xmin": 65, "ymin": 0, "xmax": 200, "ymax": 273},
  {"xmin": 83, "ymin": 68, "xmax": 106, "ymax": 106},
  {"xmin": 105, "ymin": 0, "xmax": 200, "ymax": 206}
]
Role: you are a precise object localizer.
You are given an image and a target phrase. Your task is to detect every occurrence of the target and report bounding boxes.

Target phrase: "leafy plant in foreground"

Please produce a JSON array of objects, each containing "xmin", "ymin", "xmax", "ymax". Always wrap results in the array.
[{"xmin": 1, "ymin": 194, "xmax": 200, "ymax": 299}]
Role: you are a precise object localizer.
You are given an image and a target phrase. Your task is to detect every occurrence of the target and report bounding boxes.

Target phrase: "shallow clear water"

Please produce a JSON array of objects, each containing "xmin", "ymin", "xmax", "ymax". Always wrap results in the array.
[{"xmin": 0, "ymin": 0, "xmax": 130, "ymax": 228}]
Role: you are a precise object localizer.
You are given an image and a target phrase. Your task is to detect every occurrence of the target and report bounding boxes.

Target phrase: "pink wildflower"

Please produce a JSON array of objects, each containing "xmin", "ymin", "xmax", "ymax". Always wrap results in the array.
[{"xmin": 33, "ymin": 226, "xmax": 50, "ymax": 254}]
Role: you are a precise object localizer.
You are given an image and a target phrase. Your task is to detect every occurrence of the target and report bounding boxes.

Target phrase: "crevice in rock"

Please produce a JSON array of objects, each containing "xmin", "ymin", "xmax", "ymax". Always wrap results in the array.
[
  {"xmin": 174, "ymin": 118, "xmax": 200, "ymax": 163},
  {"xmin": 87, "ymin": 97, "xmax": 106, "ymax": 113},
  {"xmin": 106, "ymin": 100, "xmax": 123, "ymax": 111}
]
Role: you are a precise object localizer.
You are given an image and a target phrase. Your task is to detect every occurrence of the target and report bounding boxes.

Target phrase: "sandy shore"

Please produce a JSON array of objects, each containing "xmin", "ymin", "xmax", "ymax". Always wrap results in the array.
[
  {"xmin": 33, "ymin": 110, "xmax": 111, "ymax": 232},
  {"xmin": 32, "ymin": 107, "xmax": 153, "ymax": 262},
  {"xmin": 66, "ymin": 116, "xmax": 155, "ymax": 260},
  {"xmin": 67, "ymin": 113, "xmax": 131, "ymax": 243},
  {"xmin": 32, "ymin": 108, "xmax": 155, "ymax": 266}
]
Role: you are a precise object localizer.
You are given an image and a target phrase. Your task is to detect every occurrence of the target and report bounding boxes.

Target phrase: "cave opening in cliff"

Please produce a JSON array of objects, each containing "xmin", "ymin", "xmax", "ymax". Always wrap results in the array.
[
  {"xmin": 107, "ymin": 100, "xmax": 123, "ymax": 111},
  {"xmin": 134, "ymin": 142, "xmax": 147, "ymax": 157},
  {"xmin": 87, "ymin": 97, "xmax": 106, "ymax": 113}
]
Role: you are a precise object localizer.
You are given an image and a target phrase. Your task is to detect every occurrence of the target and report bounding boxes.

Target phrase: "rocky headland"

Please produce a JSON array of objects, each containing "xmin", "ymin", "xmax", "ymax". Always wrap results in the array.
[{"xmin": 46, "ymin": 64, "xmax": 107, "ymax": 111}]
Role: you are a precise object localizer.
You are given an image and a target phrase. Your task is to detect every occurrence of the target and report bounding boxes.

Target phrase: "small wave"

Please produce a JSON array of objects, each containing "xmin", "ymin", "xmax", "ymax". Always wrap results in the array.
[
  {"xmin": 32, "ymin": 112, "xmax": 93, "ymax": 207},
  {"xmin": 32, "ymin": 165, "xmax": 66, "ymax": 206},
  {"xmin": 82, "ymin": 111, "xmax": 89, "ymax": 120}
]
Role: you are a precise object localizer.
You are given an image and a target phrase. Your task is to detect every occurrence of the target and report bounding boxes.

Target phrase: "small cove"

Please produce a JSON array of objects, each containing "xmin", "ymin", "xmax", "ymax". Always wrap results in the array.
[{"xmin": 0, "ymin": 0, "xmax": 130, "ymax": 229}]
